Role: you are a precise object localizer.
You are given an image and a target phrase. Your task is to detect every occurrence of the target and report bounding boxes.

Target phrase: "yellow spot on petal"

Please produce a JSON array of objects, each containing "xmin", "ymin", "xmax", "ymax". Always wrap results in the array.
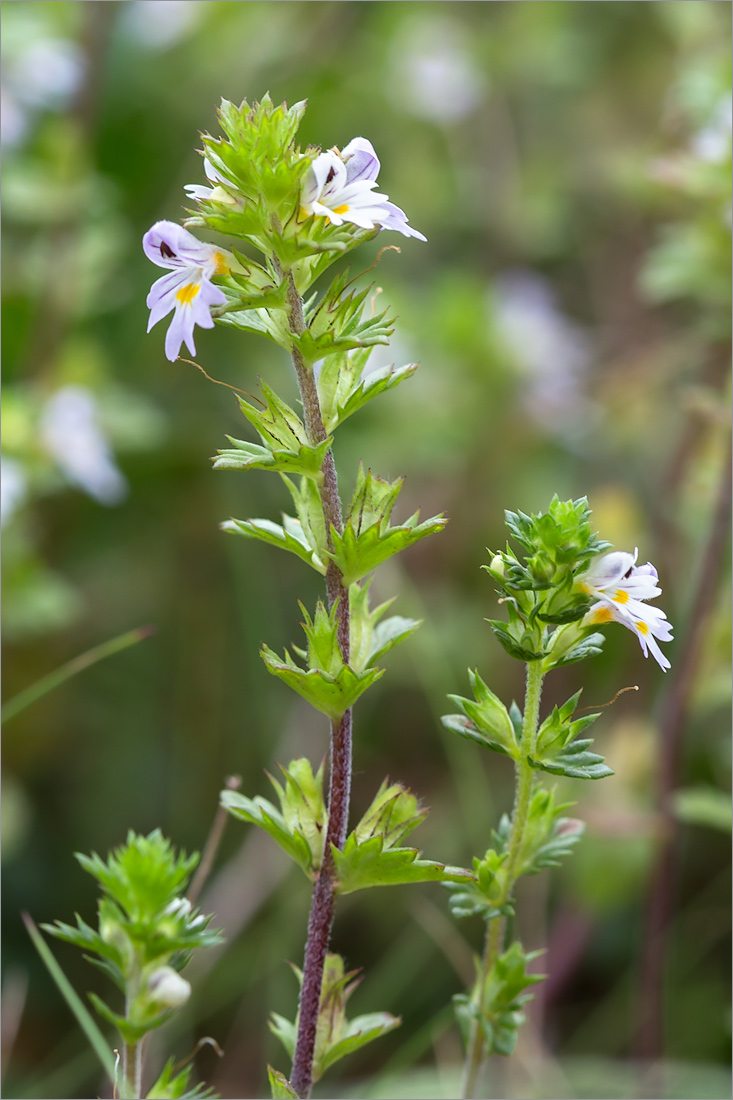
[
  {"xmin": 176, "ymin": 282, "xmax": 200, "ymax": 305},
  {"xmin": 614, "ymin": 589, "xmax": 630, "ymax": 604},
  {"xmin": 636, "ymin": 621, "xmax": 649, "ymax": 635},
  {"xmin": 333, "ymin": 204, "xmax": 349, "ymax": 215},
  {"xmin": 590, "ymin": 606, "xmax": 615, "ymax": 624},
  {"xmin": 213, "ymin": 252, "xmax": 229, "ymax": 275}
]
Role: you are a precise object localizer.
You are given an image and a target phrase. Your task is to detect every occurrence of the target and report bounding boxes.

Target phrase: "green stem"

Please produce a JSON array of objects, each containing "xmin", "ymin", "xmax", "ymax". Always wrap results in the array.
[
  {"xmin": 121, "ymin": 1039, "xmax": 142, "ymax": 1100},
  {"xmin": 461, "ymin": 659, "xmax": 544, "ymax": 1100}
]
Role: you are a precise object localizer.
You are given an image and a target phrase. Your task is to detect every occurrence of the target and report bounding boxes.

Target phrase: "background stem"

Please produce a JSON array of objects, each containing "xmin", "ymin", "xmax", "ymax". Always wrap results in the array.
[
  {"xmin": 461, "ymin": 661, "xmax": 544, "ymax": 1100},
  {"xmin": 635, "ymin": 433, "xmax": 732, "ymax": 1068}
]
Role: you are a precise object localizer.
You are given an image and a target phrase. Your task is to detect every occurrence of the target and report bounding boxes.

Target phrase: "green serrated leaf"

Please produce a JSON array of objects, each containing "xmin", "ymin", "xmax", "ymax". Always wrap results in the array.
[
  {"xmin": 317, "ymin": 352, "xmax": 418, "ymax": 433},
  {"xmin": 441, "ymin": 714, "xmax": 514, "ymax": 758},
  {"xmin": 216, "ymin": 305, "xmax": 291, "ymax": 348},
  {"xmin": 333, "ymin": 834, "xmax": 472, "ymax": 894},
  {"xmin": 348, "ymin": 580, "xmax": 420, "ymax": 674},
  {"xmin": 321, "ymin": 1012, "xmax": 401, "ymax": 1074},
  {"xmin": 329, "ymin": 512, "xmax": 447, "ymax": 587},
  {"xmin": 213, "ymin": 436, "xmax": 332, "ymax": 481},
  {"xmin": 294, "ymin": 273, "xmax": 396, "ymax": 362},
  {"xmin": 262, "ymin": 646, "xmax": 383, "ymax": 719},
  {"xmin": 221, "ymin": 517, "xmax": 327, "ymax": 574},
  {"xmin": 487, "ymin": 620, "xmax": 546, "ymax": 662},
  {"xmin": 534, "ymin": 692, "xmax": 600, "ymax": 758},
  {"xmin": 442, "ymin": 671, "xmax": 518, "ymax": 758},
  {"xmin": 529, "ymin": 739, "xmax": 614, "ymax": 781},
  {"xmin": 462, "ymin": 942, "xmax": 545, "ymax": 1058},
  {"xmin": 548, "ymin": 631, "xmax": 605, "ymax": 669},
  {"xmin": 493, "ymin": 788, "xmax": 584, "ymax": 877},
  {"xmin": 353, "ymin": 779, "xmax": 429, "ymax": 849},
  {"xmin": 219, "ymin": 790, "xmax": 314, "ymax": 876},
  {"xmin": 444, "ymin": 848, "xmax": 509, "ymax": 921},
  {"xmin": 267, "ymin": 1067, "xmax": 299, "ymax": 1100},
  {"xmin": 269, "ymin": 1013, "xmax": 297, "ymax": 1059},
  {"xmin": 146, "ymin": 1057, "xmax": 217, "ymax": 1099}
]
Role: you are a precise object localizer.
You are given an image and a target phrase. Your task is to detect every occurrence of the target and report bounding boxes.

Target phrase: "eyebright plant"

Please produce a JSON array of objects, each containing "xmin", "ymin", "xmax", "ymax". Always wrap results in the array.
[
  {"xmin": 44, "ymin": 830, "xmax": 221, "ymax": 1100},
  {"xmin": 442, "ymin": 496, "xmax": 672, "ymax": 1098},
  {"xmin": 142, "ymin": 94, "xmax": 470, "ymax": 1099},
  {"xmin": 140, "ymin": 97, "xmax": 673, "ymax": 1100}
]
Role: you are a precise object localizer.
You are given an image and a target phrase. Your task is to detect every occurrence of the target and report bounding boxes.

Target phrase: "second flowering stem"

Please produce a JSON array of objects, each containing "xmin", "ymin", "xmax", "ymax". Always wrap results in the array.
[{"xmin": 461, "ymin": 660, "xmax": 545, "ymax": 1100}]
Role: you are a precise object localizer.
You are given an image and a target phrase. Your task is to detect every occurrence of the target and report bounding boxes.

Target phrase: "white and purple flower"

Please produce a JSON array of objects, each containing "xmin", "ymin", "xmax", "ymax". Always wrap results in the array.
[
  {"xmin": 300, "ymin": 137, "xmax": 426, "ymax": 241},
  {"xmin": 579, "ymin": 549, "xmax": 673, "ymax": 671},
  {"xmin": 143, "ymin": 220, "xmax": 230, "ymax": 361}
]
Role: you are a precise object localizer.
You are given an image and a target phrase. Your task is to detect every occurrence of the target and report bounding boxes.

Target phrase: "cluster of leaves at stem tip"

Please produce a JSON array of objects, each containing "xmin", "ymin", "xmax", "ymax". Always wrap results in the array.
[{"xmin": 44, "ymin": 831, "xmax": 221, "ymax": 1099}]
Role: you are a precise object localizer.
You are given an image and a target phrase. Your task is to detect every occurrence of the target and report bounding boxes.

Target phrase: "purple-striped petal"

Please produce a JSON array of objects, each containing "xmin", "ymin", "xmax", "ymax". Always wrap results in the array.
[
  {"xmin": 342, "ymin": 137, "xmax": 381, "ymax": 183},
  {"xmin": 143, "ymin": 220, "xmax": 220, "ymax": 271}
]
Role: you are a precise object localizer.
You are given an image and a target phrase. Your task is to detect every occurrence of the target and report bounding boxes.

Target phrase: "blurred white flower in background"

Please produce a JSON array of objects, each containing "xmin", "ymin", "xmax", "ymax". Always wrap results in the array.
[
  {"xmin": 493, "ymin": 271, "xmax": 599, "ymax": 437},
  {"xmin": 124, "ymin": 0, "xmax": 204, "ymax": 50},
  {"xmin": 1, "ymin": 28, "xmax": 85, "ymax": 147},
  {"xmin": 691, "ymin": 97, "xmax": 732, "ymax": 164},
  {"xmin": 40, "ymin": 387, "xmax": 128, "ymax": 506},
  {"xmin": 7, "ymin": 38, "xmax": 85, "ymax": 110},
  {"xmin": 1, "ymin": 91, "xmax": 30, "ymax": 149},
  {"xmin": 1, "ymin": 458, "xmax": 29, "ymax": 526},
  {"xmin": 390, "ymin": 16, "xmax": 487, "ymax": 123}
]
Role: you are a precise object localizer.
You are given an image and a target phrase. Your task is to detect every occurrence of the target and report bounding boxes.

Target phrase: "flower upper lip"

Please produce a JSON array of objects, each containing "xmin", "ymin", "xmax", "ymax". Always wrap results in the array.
[
  {"xmin": 300, "ymin": 137, "xmax": 426, "ymax": 241},
  {"xmin": 142, "ymin": 220, "xmax": 228, "ymax": 362}
]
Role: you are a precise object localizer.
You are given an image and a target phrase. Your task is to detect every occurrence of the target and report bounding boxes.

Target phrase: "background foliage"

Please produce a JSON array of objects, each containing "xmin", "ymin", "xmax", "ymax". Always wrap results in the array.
[{"xmin": 2, "ymin": 3, "xmax": 730, "ymax": 1098}]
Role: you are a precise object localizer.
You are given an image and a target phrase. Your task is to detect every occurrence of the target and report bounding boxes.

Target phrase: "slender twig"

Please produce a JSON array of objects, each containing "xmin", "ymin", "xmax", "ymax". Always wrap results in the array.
[
  {"xmin": 273, "ymin": 260, "xmax": 353, "ymax": 1098},
  {"xmin": 2, "ymin": 626, "xmax": 155, "ymax": 725},
  {"xmin": 461, "ymin": 661, "xmax": 544, "ymax": 1100},
  {"xmin": 188, "ymin": 776, "xmax": 242, "ymax": 906}
]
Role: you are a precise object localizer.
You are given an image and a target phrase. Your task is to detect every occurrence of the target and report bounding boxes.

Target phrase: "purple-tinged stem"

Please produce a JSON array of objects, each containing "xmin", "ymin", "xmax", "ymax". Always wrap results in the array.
[{"xmin": 278, "ymin": 265, "xmax": 352, "ymax": 1098}]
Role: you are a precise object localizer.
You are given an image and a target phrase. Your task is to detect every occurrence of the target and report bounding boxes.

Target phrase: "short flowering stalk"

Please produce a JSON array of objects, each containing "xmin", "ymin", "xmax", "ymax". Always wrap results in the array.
[{"xmin": 443, "ymin": 498, "xmax": 671, "ymax": 1098}]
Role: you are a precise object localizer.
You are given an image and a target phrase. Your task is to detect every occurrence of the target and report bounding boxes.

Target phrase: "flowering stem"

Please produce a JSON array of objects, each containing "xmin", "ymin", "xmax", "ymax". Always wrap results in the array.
[
  {"xmin": 276, "ymin": 262, "xmax": 352, "ymax": 1098},
  {"xmin": 461, "ymin": 660, "xmax": 544, "ymax": 1100}
]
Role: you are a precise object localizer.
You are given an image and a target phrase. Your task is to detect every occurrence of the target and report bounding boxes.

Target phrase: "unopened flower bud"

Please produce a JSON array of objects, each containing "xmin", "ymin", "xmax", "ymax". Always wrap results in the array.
[
  {"xmin": 163, "ymin": 897, "xmax": 192, "ymax": 918},
  {"xmin": 147, "ymin": 966, "xmax": 191, "ymax": 1008},
  {"xmin": 489, "ymin": 554, "xmax": 505, "ymax": 577}
]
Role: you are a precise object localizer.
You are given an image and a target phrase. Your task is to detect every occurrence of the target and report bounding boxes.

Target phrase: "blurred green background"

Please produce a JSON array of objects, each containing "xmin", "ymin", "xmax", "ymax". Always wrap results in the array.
[{"xmin": 2, "ymin": 3, "xmax": 730, "ymax": 1098}]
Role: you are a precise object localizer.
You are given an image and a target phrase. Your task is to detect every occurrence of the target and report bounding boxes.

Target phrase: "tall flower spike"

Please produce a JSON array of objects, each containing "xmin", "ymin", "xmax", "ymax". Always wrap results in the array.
[
  {"xmin": 143, "ymin": 220, "xmax": 230, "ymax": 361},
  {"xmin": 300, "ymin": 136, "xmax": 427, "ymax": 240},
  {"xmin": 579, "ymin": 549, "xmax": 673, "ymax": 671}
]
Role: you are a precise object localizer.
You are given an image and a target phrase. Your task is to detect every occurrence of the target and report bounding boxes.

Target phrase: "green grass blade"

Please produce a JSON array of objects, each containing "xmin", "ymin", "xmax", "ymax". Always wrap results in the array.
[
  {"xmin": 22, "ymin": 914, "xmax": 117, "ymax": 1085},
  {"xmin": 2, "ymin": 626, "xmax": 155, "ymax": 724}
]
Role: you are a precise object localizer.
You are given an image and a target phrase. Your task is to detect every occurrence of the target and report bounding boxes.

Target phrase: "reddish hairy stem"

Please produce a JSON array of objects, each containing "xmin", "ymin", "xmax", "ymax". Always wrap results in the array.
[{"xmin": 279, "ymin": 266, "xmax": 352, "ymax": 1097}]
